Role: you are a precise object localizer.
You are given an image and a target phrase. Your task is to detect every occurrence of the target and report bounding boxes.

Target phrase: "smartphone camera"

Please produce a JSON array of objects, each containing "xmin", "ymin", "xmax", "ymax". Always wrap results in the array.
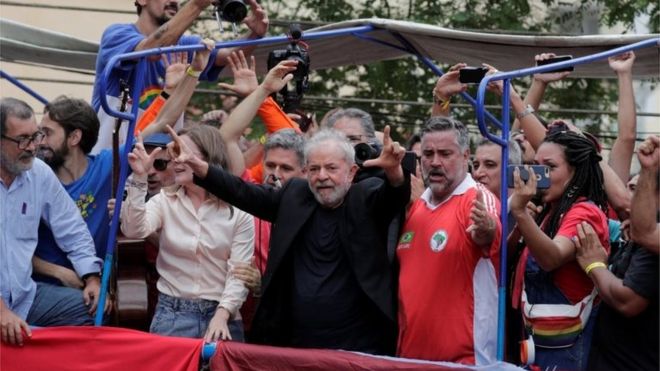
[
  {"xmin": 459, "ymin": 67, "xmax": 488, "ymax": 84},
  {"xmin": 536, "ymin": 55, "xmax": 574, "ymax": 73}
]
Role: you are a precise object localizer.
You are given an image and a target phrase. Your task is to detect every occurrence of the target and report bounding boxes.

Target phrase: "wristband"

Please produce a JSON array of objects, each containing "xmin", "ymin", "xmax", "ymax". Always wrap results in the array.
[
  {"xmin": 516, "ymin": 104, "xmax": 535, "ymax": 119},
  {"xmin": 584, "ymin": 261, "xmax": 606, "ymax": 275},
  {"xmin": 159, "ymin": 90, "xmax": 170, "ymax": 100},
  {"xmin": 433, "ymin": 92, "xmax": 451, "ymax": 110},
  {"xmin": 186, "ymin": 66, "xmax": 202, "ymax": 78}
]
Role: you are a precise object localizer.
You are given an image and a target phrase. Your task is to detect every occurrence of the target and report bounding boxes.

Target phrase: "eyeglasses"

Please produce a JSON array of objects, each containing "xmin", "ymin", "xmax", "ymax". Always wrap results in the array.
[
  {"xmin": 1, "ymin": 131, "xmax": 45, "ymax": 150},
  {"xmin": 153, "ymin": 159, "xmax": 171, "ymax": 171},
  {"xmin": 346, "ymin": 134, "xmax": 364, "ymax": 143}
]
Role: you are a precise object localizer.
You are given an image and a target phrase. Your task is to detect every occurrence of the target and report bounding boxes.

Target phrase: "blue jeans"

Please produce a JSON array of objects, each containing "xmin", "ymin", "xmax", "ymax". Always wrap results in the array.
[
  {"xmin": 150, "ymin": 293, "xmax": 244, "ymax": 341},
  {"xmin": 26, "ymin": 282, "xmax": 93, "ymax": 326}
]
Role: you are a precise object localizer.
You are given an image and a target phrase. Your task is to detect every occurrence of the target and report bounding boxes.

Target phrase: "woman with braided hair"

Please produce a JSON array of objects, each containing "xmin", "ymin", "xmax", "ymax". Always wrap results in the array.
[{"xmin": 509, "ymin": 130, "xmax": 609, "ymax": 370}]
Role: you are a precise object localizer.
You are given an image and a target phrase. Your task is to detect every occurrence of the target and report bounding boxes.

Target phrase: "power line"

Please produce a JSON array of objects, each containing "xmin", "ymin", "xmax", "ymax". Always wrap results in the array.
[{"xmin": 5, "ymin": 76, "xmax": 660, "ymax": 124}]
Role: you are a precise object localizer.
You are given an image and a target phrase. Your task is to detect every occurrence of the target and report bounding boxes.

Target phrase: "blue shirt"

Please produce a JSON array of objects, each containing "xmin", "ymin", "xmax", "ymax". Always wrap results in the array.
[
  {"xmin": 33, "ymin": 150, "xmax": 113, "ymax": 285},
  {"xmin": 90, "ymin": 23, "xmax": 223, "ymax": 153},
  {"xmin": 0, "ymin": 159, "xmax": 101, "ymax": 320}
]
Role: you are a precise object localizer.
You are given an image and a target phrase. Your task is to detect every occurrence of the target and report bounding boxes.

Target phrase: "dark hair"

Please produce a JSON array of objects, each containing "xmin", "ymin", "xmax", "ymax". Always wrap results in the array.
[
  {"xmin": 536, "ymin": 131, "xmax": 607, "ymax": 238},
  {"xmin": 44, "ymin": 96, "xmax": 100, "ymax": 154},
  {"xmin": 1, "ymin": 97, "xmax": 34, "ymax": 136},
  {"xmin": 135, "ymin": 1, "xmax": 142, "ymax": 15},
  {"xmin": 420, "ymin": 116, "xmax": 469, "ymax": 151},
  {"xmin": 406, "ymin": 133, "xmax": 421, "ymax": 151}
]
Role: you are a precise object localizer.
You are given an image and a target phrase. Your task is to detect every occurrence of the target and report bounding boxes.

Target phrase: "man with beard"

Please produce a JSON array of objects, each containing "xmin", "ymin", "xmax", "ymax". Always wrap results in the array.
[
  {"xmin": 167, "ymin": 124, "xmax": 409, "ymax": 355},
  {"xmin": 91, "ymin": 0, "xmax": 269, "ymax": 153},
  {"xmin": 396, "ymin": 117, "xmax": 501, "ymax": 365},
  {"xmin": 1, "ymin": 98, "xmax": 102, "ymax": 346},
  {"xmin": 32, "ymin": 97, "xmax": 175, "ymax": 289}
]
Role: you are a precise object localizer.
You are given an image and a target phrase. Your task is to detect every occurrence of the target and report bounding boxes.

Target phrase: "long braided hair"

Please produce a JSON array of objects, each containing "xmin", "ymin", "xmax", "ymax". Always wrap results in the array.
[{"xmin": 536, "ymin": 131, "xmax": 607, "ymax": 238}]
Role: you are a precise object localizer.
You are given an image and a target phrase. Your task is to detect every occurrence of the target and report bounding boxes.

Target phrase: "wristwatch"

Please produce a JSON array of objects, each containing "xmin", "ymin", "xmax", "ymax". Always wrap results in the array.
[{"xmin": 516, "ymin": 104, "xmax": 535, "ymax": 119}]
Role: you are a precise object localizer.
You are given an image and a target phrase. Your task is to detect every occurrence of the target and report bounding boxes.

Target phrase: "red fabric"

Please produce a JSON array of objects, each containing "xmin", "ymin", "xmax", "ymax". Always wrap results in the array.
[
  {"xmin": 0, "ymin": 326, "xmax": 203, "ymax": 371},
  {"xmin": 396, "ymin": 184, "xmax": 501, "ymax": 364},
  {"xmin": 211, "ymin": 341, "xmax": 486, "ymax": 371},
  {"xmin": 512, "ymin": 201, "xmax": 609, "ymax": 307}
]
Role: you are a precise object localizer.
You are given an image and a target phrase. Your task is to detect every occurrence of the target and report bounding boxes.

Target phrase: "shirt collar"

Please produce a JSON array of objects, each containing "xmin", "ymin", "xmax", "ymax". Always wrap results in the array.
[{"xmin": 420, "ymin": 173, "xmax": 476, "ymax": 210}]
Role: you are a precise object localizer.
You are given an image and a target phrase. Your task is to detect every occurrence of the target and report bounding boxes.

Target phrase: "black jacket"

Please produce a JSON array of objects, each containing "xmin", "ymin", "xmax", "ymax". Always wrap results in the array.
[{"xmin": 194, "ymin": 165, "xmax": 410, "ymax": 353}]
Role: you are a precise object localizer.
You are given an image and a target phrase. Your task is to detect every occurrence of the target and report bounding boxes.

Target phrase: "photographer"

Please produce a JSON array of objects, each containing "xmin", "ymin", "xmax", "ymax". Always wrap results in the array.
[{"xmin": 91, "ymin": 0, "xmax": 269, "ymax": 153}]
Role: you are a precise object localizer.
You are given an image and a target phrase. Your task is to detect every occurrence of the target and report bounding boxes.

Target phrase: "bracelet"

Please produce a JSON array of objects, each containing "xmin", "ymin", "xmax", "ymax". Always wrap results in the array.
[
  {"xmin": 516, "ymin": 104, "xmax": 535, "ymax": 119},
  {"xmin": 433, "ymin": 92, "xmax": 451, "ymax": 110},
  {"xmin": 584, "ymin": 261, "xmax": 606, "ymax": 275},
  {"xmin": 159, "ymin": 90, "xmax": 170, "ymax": 100},
  {"xmin": 186, "ymin": 66, "xmax": 202, "ymax": 78}
]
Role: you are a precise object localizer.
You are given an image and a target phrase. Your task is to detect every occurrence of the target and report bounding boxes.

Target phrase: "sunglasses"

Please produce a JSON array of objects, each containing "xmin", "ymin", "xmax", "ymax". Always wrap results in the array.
[{"xmin": 153, "ymin": 159, "xmax": 171, "ymax": 171}]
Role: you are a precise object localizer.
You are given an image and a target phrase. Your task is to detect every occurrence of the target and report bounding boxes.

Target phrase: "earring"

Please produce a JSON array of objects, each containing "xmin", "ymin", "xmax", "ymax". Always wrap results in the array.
[{"xmin": 566, "ymin": 185, "xmax": 578, "ymax": 198}]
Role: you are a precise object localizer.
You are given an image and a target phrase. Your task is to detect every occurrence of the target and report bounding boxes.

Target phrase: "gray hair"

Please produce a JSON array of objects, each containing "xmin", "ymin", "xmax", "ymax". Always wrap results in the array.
[
  {"xmin": 1, "ymin": 97, "xmax": 34, "ymax": 135},
  {"xmin": 325, "ymin": 107, "xmax": 377, "ymax": 143},
  {"xmin": 421, "ymin": 116, "xmax": 469, "ymax": 151},
  {"xmin": 477, "ymin": 138, "xmax": 522, "ymax": 166},
  {"xmin": 264, "ymin": 129, "xmax": 305, "ymax": 168},
  {"xmin": 304, "ymin": 129, "xmax": 355, "ymax": 166}
]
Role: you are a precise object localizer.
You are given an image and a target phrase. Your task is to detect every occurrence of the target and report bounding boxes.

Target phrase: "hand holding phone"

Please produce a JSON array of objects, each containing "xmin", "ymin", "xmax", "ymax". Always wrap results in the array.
[
  {"xmin": 507, "ymin": 165, "xmax": 550, "ymax": 189},
  {"xmin": 459, "ymin": 67, "xmax": 488, "ymax": 84},
  {"xmin": 536, "ymin": 55, "xmax": 574, "ymax": 73}
]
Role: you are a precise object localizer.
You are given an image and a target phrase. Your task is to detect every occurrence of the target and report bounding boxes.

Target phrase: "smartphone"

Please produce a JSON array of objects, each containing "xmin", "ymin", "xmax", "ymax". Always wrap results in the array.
[
  {"xmin": 536, "ymin": 55, "xmax": 574, "ymax": 73},
  {"xmin": 507, "ymin": 165, "xmax": 551, "ymax": 189},
  {"xmin": 459, "ymin": 67, "xmax": 488, "ymax": 84},
  {"xmin": 402, "ymin": 151, "xmax": 417, "ymax": 175}
]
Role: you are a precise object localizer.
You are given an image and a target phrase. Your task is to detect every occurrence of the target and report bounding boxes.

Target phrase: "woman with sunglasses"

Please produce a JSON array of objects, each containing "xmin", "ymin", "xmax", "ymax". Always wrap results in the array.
[
  {"xmin": 121, "ymin": 125, "xmax": 254, "ymax": 342},
  {"xmin": 509, "ymin": 130, "xmax": 609, "ymax": 370}
]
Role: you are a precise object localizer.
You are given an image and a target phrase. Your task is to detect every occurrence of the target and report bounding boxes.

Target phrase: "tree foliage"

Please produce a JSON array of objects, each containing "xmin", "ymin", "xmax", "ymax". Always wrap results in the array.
[{"xmin": 190, "ymin": 0, "xmax": 655, "ymax": 144}]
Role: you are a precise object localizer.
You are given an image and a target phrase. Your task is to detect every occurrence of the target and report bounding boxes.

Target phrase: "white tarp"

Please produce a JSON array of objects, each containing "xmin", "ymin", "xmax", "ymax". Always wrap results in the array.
[{"xmin": 1, "ymin": 17, "xmax": 658, "ymax": 78}]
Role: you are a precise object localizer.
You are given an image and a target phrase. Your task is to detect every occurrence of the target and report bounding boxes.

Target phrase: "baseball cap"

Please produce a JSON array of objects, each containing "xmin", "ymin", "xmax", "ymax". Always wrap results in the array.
[{"xmin": 142, "ymin": 133, "xmax": 172, "ymax": 148}]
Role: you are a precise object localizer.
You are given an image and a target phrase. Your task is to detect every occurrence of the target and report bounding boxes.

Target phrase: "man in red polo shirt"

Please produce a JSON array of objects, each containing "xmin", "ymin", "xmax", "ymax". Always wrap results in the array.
[{"xmin": 397, "ymin": 117, "xmax": 501, "ymax": 365}]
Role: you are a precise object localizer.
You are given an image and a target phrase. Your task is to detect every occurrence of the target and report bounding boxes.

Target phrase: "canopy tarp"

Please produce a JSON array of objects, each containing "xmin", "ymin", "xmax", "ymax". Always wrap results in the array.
[{"xmin": 1, "ymin": 17, "xmax": 658, "ymax": 78}]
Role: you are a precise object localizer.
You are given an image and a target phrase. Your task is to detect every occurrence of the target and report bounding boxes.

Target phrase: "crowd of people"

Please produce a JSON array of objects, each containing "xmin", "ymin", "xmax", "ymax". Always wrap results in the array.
[{"xmin": 1, "ymin": 1, "xmax": 658, "ymax": 370}]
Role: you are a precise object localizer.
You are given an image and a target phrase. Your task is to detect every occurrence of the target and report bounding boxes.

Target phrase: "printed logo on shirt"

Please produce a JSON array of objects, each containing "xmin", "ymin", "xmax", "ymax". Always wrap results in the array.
[
  {"xmin": 430, "ymin": 229, "xmax": 448, "ymax": 252},
  {"xmin": 397, "ymin": 231, "xmax": 415, "ymax": 250},
  {"xmin": 76, "ymin": 192, "xmax": 97, "ymax": 219}
]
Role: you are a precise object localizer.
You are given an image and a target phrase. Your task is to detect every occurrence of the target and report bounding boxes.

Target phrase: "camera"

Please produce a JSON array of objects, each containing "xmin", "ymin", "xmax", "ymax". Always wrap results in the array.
[
  {"xmin": 267, "ymin": 24, "xmax": 310, "ymax": 113},
  {"xmin": 354, "ymin": 143, "xmax": 381, "ymax": 167},
  {"xmin": 354, "ymin": 143, "xmax": 418, "ymax": 175},
  {"xmin": 214, "ymin": 0, "xmax": 248, "ymax": 23}
]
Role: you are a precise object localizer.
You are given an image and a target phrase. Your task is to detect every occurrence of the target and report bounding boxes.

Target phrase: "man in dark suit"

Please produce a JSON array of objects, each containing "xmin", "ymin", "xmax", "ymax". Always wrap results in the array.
[{"xmin": 166, "ymin": 125, "xmax": 409, "ymax": 355}]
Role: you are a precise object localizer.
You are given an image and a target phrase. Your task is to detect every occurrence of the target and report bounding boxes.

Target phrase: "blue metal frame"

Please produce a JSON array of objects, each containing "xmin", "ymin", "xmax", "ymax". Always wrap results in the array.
[
  {"xmin": 3, "ymin": 21, "xmax": 658, "ymax": 363},
  {"xmin": 0, "ymin": 70, "xmax": 49, "ymax": 105},
  {"xmin": 476, "ymin": 36, "xmax": 660, "ymax": 360}
]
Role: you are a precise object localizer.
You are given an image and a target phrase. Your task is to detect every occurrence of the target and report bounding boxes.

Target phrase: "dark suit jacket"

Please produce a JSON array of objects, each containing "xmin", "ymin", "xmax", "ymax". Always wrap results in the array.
[{"xmin": 195, "ymin": 165, "xmax": 410, "ymax": 353}]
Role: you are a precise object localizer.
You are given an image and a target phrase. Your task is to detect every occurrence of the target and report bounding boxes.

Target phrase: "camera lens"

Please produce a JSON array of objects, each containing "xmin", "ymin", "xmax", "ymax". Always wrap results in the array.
[
  {"xmin": 219, "ymin": 0, "xmax": 247, "ymax": 23},
  {"xmin": 354, "ymin": 143, "xmax": 378, "ymax": 167}
]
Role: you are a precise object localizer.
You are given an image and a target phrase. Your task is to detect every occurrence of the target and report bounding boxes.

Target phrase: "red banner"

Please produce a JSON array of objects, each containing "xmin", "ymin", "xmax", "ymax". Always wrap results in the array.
[
  {"xmin": 211, "ymin": 341, "xmax": 522, "ymax": 371},
  {"xmin": 0, "ymin": 326, "xmax": 202, "ymax": 371}
]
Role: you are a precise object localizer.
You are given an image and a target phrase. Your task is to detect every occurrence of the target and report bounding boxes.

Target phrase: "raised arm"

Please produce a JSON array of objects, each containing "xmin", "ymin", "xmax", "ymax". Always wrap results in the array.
[
  {"xmin": 135, "ymin": 0, "xmax": 212, "ymax": 51},
  {"xmin": 431, "ymin": 63, "xmax": 467, "ymax": 117},
  {"xmin": 511, "ymin": 53, "xmax": 571, "ymax": 132},
  {"xmin": 630, "ymin": 135, "xmax": 660, "ymax": 253},
  {"xmin": 141, "ymin": 40, "xmax": 214, "ymax": 138},
  {"xmin": 608, "ymin": 51, "xmax": 637, "ymax": 183}
]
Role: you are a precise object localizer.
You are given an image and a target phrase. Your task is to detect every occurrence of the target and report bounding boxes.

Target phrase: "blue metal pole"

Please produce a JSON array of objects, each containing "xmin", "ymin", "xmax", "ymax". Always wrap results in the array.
[
  {"xmin": 496, "ymin": 80, "xmax": 511, "ymax": 361},
  {"xmin": 94, "ymin": 58, "xmax": 145, "ymax": 326},
  {"xmin": 0, "ymin": 70, "xmax": 49, "ymax": 105}
]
